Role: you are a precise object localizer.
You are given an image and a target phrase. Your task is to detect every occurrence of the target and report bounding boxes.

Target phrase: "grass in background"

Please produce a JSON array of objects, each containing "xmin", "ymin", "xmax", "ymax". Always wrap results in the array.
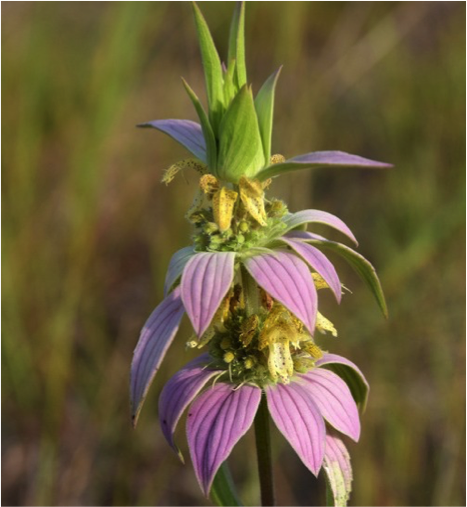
[{"xmin": 2, "ymin": 2, "xmax": 465, "ymax": 505}]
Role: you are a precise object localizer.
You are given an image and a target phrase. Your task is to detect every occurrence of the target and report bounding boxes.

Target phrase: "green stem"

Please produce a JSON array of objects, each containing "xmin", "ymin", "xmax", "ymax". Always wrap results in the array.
[
  {"xmin": 241, "ymin": 265, "xmax": 260, "ymax": 315},
  {"xmin": 241, "ymin": 266, "xmax": 274, "ymax": 504},
  {"xmin": 254, "ymin": 395, "xmax": 275, "ymax": 506}
]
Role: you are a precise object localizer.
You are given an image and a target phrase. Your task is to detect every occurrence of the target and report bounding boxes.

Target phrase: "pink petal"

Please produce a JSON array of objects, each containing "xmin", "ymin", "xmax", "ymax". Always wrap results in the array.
[
  {"xmin": 137, "ymin": 119, "xmax": 207, "ymax": 163},
  {"xmin": 130, "ymin": 287, "xmax": 185, "ymax": 425},
  {"xmin": 181, "ymin": 252, "xmax": 235, "ymax": 337},
  {"xmin": 244, "ymin": 251, "xmax": 317, "ymax": 334},
  {"xmin": 187, "ymin": 383, "xmax": 261, "ymax": 496},
  {"xmin": 300, "ymin": 369, "xmax": 360, "ymax": 441},
  {"xmin": 256, "ymin": 150, "xmax": 392, "ymax": 180},
  {"xmin": 279, "ymin": 237, "xmax": 342, "ymax": 302},
  {"xmin": 283, "ymin": 210, "xmax": 358, "ymax": 246},
  {"xmin": 159, "ymin": 354, "xmax": 218, "ymax": 458},
  {"xmin": 289, "ymin": 150, "xmax": 392, "ymax": 169},
  {"xmin": 316, "ymin": 353, "xmax": 370, "ymax": 412},
  {"xmin": 164, "ymin": 246, "xmax": 196, "ymax": 296},
  {"xmin": 266, "ymin": 382, "xmax": 326, "ymax": 475},
  {"xmin": 323, "ymin": 432, "xmax": 353, "ymax": 507}
]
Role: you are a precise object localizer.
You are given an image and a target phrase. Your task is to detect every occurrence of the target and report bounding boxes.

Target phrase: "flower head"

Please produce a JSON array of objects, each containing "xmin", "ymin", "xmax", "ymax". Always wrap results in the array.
[
  {"xmin": 157, "ymin": 352, "xmax": 369, "ymax": 503},
  {"xmin": 130, "ymin": 191, "xmax": 385, "ymax": 424},
  {"xmin": 131, "ymin": 3, "xmax": 390, "ymax": 506}
]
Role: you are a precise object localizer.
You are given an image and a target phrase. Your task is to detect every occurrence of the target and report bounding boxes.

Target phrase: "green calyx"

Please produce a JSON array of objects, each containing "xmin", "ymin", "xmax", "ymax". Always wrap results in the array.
[
  {"xmin": 186, "ymin": 170, "xmax": 290, "ymax": 252},
  {"xmin": 187, "ymin": 2, "xmax": 281, "ymax": 183},
  {"xmin": 189, "ymin": 188, "xmax": 288, "ymax": 254}
]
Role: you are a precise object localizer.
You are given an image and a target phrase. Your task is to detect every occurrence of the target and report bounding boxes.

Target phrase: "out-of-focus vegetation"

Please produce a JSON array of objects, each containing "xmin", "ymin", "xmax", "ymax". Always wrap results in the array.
[{"xmin": 2, "ymin": 2, "xmax": 465, "ymax": 506}]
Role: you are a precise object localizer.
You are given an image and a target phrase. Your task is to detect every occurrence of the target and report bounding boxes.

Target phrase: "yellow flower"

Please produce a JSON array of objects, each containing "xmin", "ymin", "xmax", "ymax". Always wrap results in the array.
[
  {"xmin": 212, "ymin": 186, "xmax": 238, "ymax": 232},
  {"xmin": 238, "ymin": 176, "xmax": 267, "ymax": 226}
]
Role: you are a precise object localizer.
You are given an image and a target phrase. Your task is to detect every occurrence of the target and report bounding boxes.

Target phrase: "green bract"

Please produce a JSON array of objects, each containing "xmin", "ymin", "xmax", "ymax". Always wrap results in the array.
[
  {"xmin": 190, "ymin": 2, "xmax": 271, "ymax": 182},
  {"xmin": 217, "ymin": 86, "xmax": 265, "ymax": 182},
  {"xmin": 138, "ymin": 2, "xmax": 392, "ymax": 184}
]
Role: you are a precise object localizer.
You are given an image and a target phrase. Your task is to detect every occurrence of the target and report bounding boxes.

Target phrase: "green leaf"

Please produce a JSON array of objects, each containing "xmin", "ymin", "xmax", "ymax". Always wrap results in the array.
[
  {"xmin": 211, "ymin": 462, "xmax": 243, "ymax": 506},
  {"xmin": 217, "ymin": 85, "xmax": 265, "ymax": 183},
  {"xmin": 228, "ymin": 1, "xmax": 246, "ymax": 89},
  {"xmin": 325, "ymin": 363, "xmax": 369, "ymax": 413},
  {"xmin": 311, "ymin": 239, "xmax": 388, "ymax": 318},
  {"xmin": 182, "ymin": 78, "xmax": 218, "ymax": 172},
  {"xmin": 223, "ymin": 59, "xmax": 237, "ymax": 107},
  {"xmin": 192, "ymin": 2, "xmax": 225, "ymax": 133},
  {"xmin": 255, "ymin": 67, "xmax": 282, "ymax": 163}
]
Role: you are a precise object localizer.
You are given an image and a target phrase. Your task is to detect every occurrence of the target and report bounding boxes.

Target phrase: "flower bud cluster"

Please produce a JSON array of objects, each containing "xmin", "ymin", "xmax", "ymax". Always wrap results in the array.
[{"xmin": 187, "ymin": 174, "xmax": 288, "ymax": 253}]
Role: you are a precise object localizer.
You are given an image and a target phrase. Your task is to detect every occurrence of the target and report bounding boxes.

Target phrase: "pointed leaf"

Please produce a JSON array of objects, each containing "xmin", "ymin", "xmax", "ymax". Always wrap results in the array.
[
  {"xmin": 159, "ymin": 354, "xmax": 218, "ymax": 457},
  {"xmin": 187, "ymin": 383, "xmax": 261, "ymax": 496},
  {"xmin": 255, "ymin": 67, "xmax": 282, "ymax": 162},
  {"xmin": 228, "ymin": 1, "xmax": 247, "ymax": 88},
  {"xmin": 310, "ymin": 238, "xmax": 388, "ymax": 318},
  {"xmin": 244, "ymin": 251, "xmax": 317, "ymax": 334},
  {"xmin": 192, "ymin": 2, "xmax": 225, "ymax": 132},
  {"xmin": 283, "ymin": 210, "xmax": 358, "ymax": 246},
  {"xmin": 217, "ymin": 85, "xmax": 265, "ymax": 183},
  {"xmin": 279, "ymin": 237, "xmax": 341, "ymax": 302},
  {"xmin": 317, "ymin": 353, "xmax": 370, "ymax": 413},
  {"xmin": 323, "ymin": 432, "xmax": 353, "ymax": 507},
  {"xmin": 182, "ymin": 79, "xmax": 218, "ymax": 171},
  {"xmin": 164, "ymin": 246, "xmax": 196, "ymax": 296},
  {"xmin": 138, "ymin": 119, "xmax": 207, "ymax": 163},
  {"xmin": 266, "ymin": 382, "xmax": 326, "ymax": 475},
  {"xmin": 223, "ymin": 59, "xmax": 237, "ymax": 106},
  {"xmin": 256, "ymin": 150, "xmax": 393, "ymax": 181},
  {"xmin": 300, "ymin": 369, "xmax": 360, "ymax": 441},
  {"xmin": 211, "ymin": 463, "xmax": 243, "ymax": 507},
  {"xmin": 130, "ymin": 287, "xmax": 185, "ymax": 425},
  {"xmin": 181, "ymin": 252, "xmax": 235, "ymax": 337}
]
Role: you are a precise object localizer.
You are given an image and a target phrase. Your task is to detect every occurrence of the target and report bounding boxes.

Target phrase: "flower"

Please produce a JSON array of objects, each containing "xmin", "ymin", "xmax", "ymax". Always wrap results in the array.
[
  {"xmin": 130, "ymin": 195, "xmax": 385, "ymax": 424},
  {"xmin": 131, "ymin": 197, "xmax": 385, "ymax": 424},
  {"xmin": 131, "ymin": 3, "xmax": 390, "ymax": 506},
  {"xmin": 157, "ymin": 352, "xmax": 369, "ymax": 504}
]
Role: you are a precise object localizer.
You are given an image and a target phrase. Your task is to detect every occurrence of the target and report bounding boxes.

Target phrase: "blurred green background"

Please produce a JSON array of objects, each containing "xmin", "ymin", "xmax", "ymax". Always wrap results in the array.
[{"xmin": 2, "ymin": 2, "xmax": 465, "ymax": 506}]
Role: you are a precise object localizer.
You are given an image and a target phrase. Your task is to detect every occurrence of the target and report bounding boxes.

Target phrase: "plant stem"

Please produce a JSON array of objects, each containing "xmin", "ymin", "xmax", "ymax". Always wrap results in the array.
[
  {"xmin": 241, "ymin": 265, "xmax": 261, "ymax": 315},
  {"xmin": 254, "ymin": 395, "xmax": 275, "ymax": 506},
  {"xmin": 241, "ymin": 266, "xmax": 274, "ymax": 504}
]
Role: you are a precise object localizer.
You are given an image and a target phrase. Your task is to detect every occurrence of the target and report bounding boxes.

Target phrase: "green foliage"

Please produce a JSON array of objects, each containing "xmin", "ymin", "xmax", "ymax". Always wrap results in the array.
[
  {"xmin": 222, "ymin": 59, "xmax": 237, "ymax": 107},
  {"xmin": 211, "ymin": 463, "xmax": 243, "ymax": 506},
  {"xmin": 182, "ymin": 78, "xmax": 218, "ymax": 171},
  {"xmin": 312, "ymin": 239, "xmax": 388, "ymax": 318},
  {"xmin": 217, "ymin": 85, "xmax": 265, "ymax": 182},
  {"xmin": 255, "ymin": 67, "xmax": 282, "ymax": 163},
  {"xmin": 325, "ymin": 363, "xmax": 369, "ymax": 413},
  {"xmin": 228, "ymin": 1, "xmax": 247, "ymax": 89},
  {"xmin": 192, "ymin": 2, "xmax": 225, "ymax": 133}
]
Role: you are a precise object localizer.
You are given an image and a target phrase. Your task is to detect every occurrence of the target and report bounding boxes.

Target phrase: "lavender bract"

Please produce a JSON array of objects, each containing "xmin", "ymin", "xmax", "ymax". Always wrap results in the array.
[
  {"xmin": 131, "ymin": 3, "xmax": 389, "ymax": 506},
  {"xmin": 157, "ymin": 352, "xmax": 367, "ymax": 502}
]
